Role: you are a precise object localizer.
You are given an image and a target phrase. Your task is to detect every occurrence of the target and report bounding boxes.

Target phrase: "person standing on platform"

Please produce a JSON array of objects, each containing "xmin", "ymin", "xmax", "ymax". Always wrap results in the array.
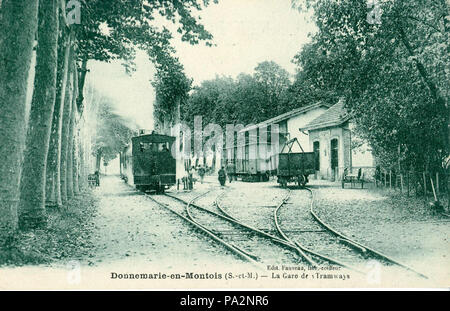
[
  {"xmin": 198, "ymin": 166, "xmax": 205, "ymax": 184},
  {"xmin": 226, "ymin": 162, "xmax": 235, "ymax": 183},
  {"xmin": 94, "ymin": 171, "xmax": 100, "ymax": 187},
  {"xmin": 218, "ymin": 167, "xmax": 226, "ymax": 187}
]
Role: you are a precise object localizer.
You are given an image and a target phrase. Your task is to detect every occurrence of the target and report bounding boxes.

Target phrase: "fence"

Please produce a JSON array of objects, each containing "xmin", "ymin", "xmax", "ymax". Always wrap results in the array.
[{"xmin": 374, "ymin": 169, "xmax": 449, "ymax": 201}]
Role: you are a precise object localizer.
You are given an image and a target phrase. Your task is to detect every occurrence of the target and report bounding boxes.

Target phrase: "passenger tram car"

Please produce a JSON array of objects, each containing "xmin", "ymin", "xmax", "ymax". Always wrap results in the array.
[
  {"xmin": 222, "ymin": 125, "xmax": 315, "ymax": 187},
  {"xmin": 120, "ymin": 131, "xmax": 176, "ymax": 193},
  {"xmin": 222, "ymin": 124, "xmax": 287, "ymax": 182}
]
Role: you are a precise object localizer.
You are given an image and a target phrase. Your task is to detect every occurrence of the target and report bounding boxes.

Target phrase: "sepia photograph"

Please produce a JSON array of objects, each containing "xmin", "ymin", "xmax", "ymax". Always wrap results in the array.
[{"xmin": 0, "ymin": 0, "xmax": 449, "ymax": 291}]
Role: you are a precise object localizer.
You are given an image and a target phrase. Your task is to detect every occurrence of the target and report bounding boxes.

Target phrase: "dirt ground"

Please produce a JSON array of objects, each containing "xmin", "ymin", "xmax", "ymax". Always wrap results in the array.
[
  {"xmin": 164, "ymin": 174, "xmax": 449, "ymax": 286},
  {"xmin": 311, "ymin": 181, "xmax": 450, "ymax": 284},
  {"xmin": 1, "ymin": 174, "xmax": 448, "ymax": 289},
  {"xmin": 85, "ymin": 175, "xmax": 246, "ymax": 271}
]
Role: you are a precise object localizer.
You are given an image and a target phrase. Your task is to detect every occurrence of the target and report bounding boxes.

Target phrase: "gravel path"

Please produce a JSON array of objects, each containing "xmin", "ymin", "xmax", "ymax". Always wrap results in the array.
[
  {"xmin": 3, "ymin": 176, "xmax": 445, "ymax": 289},
  {"xmin": 217, "ymin": 179, "xmax": 287, "ymax": 235},
  {"xmin": 88, "ymin": 176, "xmax": 449, "ymax": 286},
  {"xmin": 86, "ymin": 175, "xmax": 246, "ymax": 271},
  {"xmin": 310, "ymin": 181, "xmax": 450, "ymax": 285}
]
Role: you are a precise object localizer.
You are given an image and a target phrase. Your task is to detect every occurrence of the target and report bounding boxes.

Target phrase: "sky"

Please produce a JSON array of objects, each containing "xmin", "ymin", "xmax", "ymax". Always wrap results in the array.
[{"xmin": 87, "ymin": 0, "xmax": 316, "ymax": 129}]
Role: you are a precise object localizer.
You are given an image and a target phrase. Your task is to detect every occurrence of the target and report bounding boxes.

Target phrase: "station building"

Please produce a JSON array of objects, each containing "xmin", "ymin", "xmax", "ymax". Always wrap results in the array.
[
  {"xmin": 301, "ymin": 99, "xmax": 375, "ymax": 181},
  {"xmin": 228, "ymin": 102, "xmax": 332, "ymax": 178},
  {"xmin": 239, "ymin": 102, "xmax": 332, "ymax": 152}
]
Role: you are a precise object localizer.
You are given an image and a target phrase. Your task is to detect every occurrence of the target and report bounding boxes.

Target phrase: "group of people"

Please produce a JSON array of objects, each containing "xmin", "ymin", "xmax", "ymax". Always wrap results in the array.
[{"xmin": 218, "ymin": 163, "xmax": 235, "ymax": 187}]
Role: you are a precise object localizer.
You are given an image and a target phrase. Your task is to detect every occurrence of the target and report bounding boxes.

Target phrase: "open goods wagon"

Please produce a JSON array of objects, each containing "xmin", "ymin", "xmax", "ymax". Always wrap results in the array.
[{"xmin": 277, "ymin": 138, "xmax": 315, "ymax": 187}]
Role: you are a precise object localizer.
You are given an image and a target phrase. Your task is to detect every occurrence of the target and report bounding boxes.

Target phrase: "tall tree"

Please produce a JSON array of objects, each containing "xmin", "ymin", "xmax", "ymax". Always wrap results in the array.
[
  {"xmin": 92, "ymin": 100, "xmax": 136, "ymax": 168},
  {"xmin": 51, "ymin": 0, "xmax": 217, "ymax": 202},
  {"xmin": 18, "ymin": 0, "xmax": 60, "ymax": 230},
  {"xmin": 181, "ymin": 61, "xmax": 293, "ymax": 130},
  {"xmin": 0, "ymin": 0, "xmax": 39, "ymax": 241},
  {"xmin": 4, "ymin": 0, "xmax": 217, "ymax": 229},
  {"xmin": 289, "ymin": 43, "xmax": 343, "ymax": 109},
  {"xmin": 232, "ymin": 73, "xmax": 266, "ymax": 124},
  {"xmin": 292, "ymin": 0, "xmax": 449, "ymax": 203},
  {"xmin": 152, "ymin": 55, "xmax": 192, "ymax": 133},
  {"xmin": 66, "ymin": 65, "xmax": 78, "ymax": 200},
  {"xmin": 75, "ymin": 0, "xmax": 217, "ymax": 113},
  {"xmin": 73, "ymin": 128, "xmax": 80, "ymax": 195},
  {"xmin": 292, "ymin": 0, "xmax": 449, "ymax": 169},
  {"xmin": 253, "ymin": 61, "xmax": 291, "ymax": 117},
  {"xmin": 46, "ymin": 30, "xmax": 73, "ymax": 208},
  {"xmin": 60, "ymin": 59, "xmax": 75, "ymax": 204}
]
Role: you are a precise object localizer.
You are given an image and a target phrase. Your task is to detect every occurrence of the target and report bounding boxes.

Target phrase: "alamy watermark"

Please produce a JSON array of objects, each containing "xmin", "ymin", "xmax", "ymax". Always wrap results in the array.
[
  {"xmin": 164, "ymin": 116, "xmax": 282, "ymax": 162},
  {"xmin": 367, "ymin": 0, "xmax": 382, "ymax": 25},
  {"xmin": 66, "ymin": 260, "xmax": 82, "ymax": 285},
  {"xmin": 66, "ymin": 0, "xmax": 81, "ymax": 25},
  {"xmin": 366, "ymin": 260, "xmax": 382, "ymax": 284}
]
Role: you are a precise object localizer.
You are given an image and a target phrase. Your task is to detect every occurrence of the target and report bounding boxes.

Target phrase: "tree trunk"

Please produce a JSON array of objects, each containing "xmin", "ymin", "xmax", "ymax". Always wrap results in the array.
[
  {"xmin": 398, "ymin": 25, "xmax": 449, "ymax": 156},
  {"xmin": 66, "ymin": 63, "xmax": 77, "ymax": 200},
  {"xmin": 73, "ymin": 130, "xmax": 79, "ymax": 195},
  {"xmin": 18, "ymin": 0, "xmax": 60, "ymax": 230},
  {"xmin": 96, "ymin": 153, "xmax": 102, "ymax": 172},
  {"xmin": 398, "ymin": 24, "xmax": 450, "ymax": 209},
  {"xmin": 46, "ymin": 30, "xmax": 72, "ymax": 208},
  {"xmin": 77, "ymin": 120, "xmax": 86, "ymax": 191},
  {"xmin": 72, "ymin": 65, "xmax": 80, "ymax": 195},
  {"xmin": 60, "ymin": 56, "xmax": 75, "ymax": 204},
  {"xmin": 80, "ymin": 135, "xmax": 87, "ymax": 190},
  {"xmin": 0, "ymin": 0, "xmax": 39, "ymax": 243},
  {"xmin": 447, "ymin": 172, "xmax": 450, "ymax": 210},
  {"xmin": 77, "ymin": 57, "xmax": 88, "ymax": 114}
]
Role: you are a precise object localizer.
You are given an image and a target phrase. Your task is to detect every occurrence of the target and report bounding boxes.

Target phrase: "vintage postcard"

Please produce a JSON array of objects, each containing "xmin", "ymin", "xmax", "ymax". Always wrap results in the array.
[{"xmin": 0, "ymin": 0, "xmax": 448, "ymax": 291}]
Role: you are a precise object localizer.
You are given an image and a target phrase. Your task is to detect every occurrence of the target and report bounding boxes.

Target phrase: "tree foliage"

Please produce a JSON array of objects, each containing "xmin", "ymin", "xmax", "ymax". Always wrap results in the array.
[
  {"xmin": 181, "ymin": 61, "xmax": 293, "ymax": 130},
  {"xmin": 0, "ymin": 0, "xmax": 220, "ymax": 242},
  {"xmin": 92, "ymin": 100, "xmax": 136, "ymax": 165},
  {"xmin": 152, "ymin": 56, "xmax": 192, "ymax": 127},
  {"xmin": 253, "ymin": 61, "xmax": 291, "ymax": 116},
  {"xmin": 291, "ymin": 0, "xmax": 449, "ymax": 171},
  {"xmin": 73, "ymin": 0, "xmax": 217, "ymax": 114},
  {"xmin": 77, "ymin": 0, "xmax": 216, "ymax": 62}
]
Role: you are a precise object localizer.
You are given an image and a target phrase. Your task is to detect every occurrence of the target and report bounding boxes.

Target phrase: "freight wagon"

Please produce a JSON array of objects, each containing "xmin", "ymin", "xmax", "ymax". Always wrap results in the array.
[{"xmin": 277, "ymin": 138, "xmax": 315, "ymax": 187}]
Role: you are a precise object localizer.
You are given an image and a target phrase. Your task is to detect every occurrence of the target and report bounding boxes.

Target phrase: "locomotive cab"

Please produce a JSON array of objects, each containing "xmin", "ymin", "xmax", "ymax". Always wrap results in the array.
[{"xmin": 121, "ymin": 133, "xmax": 176, "ymax": 193}]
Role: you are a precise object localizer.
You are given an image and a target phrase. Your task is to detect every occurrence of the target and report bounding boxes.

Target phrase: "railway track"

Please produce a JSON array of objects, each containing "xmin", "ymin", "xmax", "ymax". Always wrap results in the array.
[
  {"xmin": 217, "ymin": 185, "xmax": 428, "ymax": 279},
  {"xmin": 303, "ymin": 187, "xmax": 429, "ymax": 279},
  {"xmin": 144, "ymin": 190, "xmax": 320, "ymax": 269},
  {"xmin": 144, "ymin": 191, "xmax": 261, "ymax": 268},
  {"xmin": 215, "ymin": 188, "xmax": 362, "ymax": 272},
  {"xmin": 144, "ymin": 183, "xmax": 427, "ymax": 280},
  {"xmin": 275, "ymin": 187, "xmax": 428, "ymax": 279}
]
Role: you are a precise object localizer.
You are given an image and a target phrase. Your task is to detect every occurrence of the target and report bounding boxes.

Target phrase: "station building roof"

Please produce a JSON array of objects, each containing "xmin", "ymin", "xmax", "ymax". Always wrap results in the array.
[
  {"xmin": 239, "ymin": 102, "xmax": 332, "ymax": 133},
  {"xmin": 301, "ymin": 99, "xmax": 350, "ymax": 131}
]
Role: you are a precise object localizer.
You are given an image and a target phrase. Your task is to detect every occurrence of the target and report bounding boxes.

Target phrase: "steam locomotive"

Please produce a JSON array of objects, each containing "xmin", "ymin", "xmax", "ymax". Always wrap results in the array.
[{"xmin": 120, "ymin": 132, "xmax": 176, "ymax": 193}]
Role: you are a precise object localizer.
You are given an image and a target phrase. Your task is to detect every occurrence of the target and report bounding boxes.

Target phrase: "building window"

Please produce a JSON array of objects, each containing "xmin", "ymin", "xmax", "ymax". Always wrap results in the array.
[{"xmin": 331, "ymin": 138, "xmax": 339, "ymax": 170}]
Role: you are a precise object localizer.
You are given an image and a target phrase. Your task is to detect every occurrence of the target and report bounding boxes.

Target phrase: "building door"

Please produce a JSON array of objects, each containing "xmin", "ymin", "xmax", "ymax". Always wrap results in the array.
[
  {"xmin": 313, "ymin": 141, "xmax": 320, "ymax": 171},
  {"xmin": 243, "ymin": 131, "xmax": 249, "ymax": 172},
  {"xmin": 331, "ymin": 138, "xmax": 339, "ymax": 180},
  {"xmin": 244, "ymin": 144, "xmax": 249, "ymax": 172}
]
